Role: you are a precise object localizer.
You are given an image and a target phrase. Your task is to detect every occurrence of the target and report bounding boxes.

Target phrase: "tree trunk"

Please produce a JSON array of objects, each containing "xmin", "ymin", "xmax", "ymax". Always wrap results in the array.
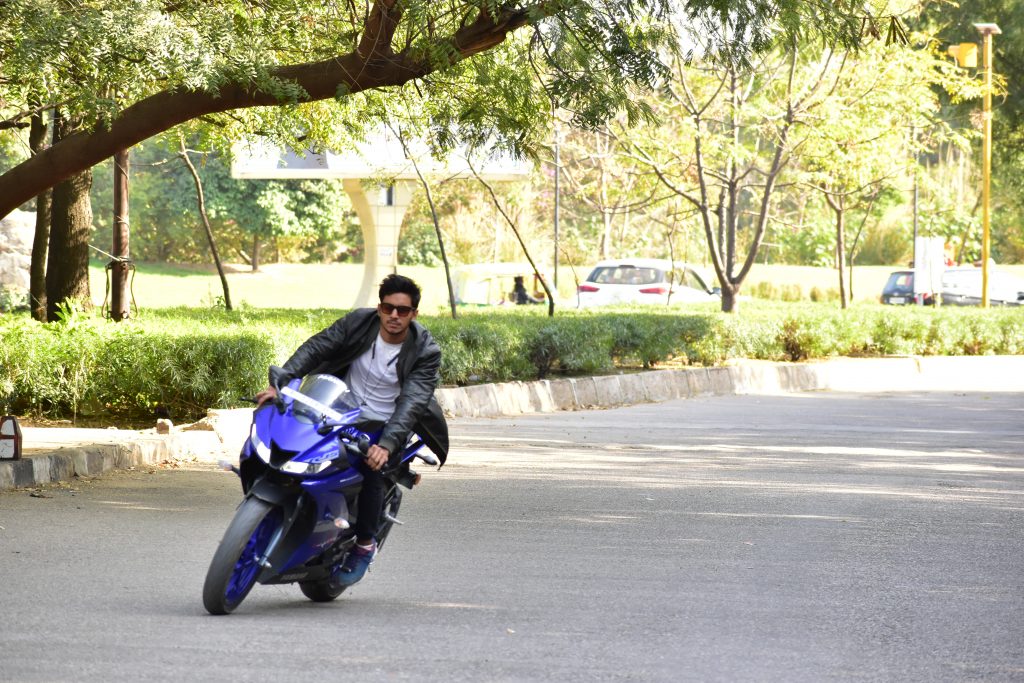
[
  {"xmin": 179, "ymin": 141, "xmax": 232, "ymax": 311},
  {"xmin": 848, "ymin": 261, "xmax": 855, "ymax": 302},
  {"xmin": 391, "ymin": 124, "xmax": 457, "ymax": 319},
  {"xmin": 720, "ymin": 285, "xmax": 739, "ymax": 313},
  {"xmin": 236, "ymin": 248, "xmax": 253, "ymax": 267},
  {"xmin": 423, "ymin": 179, "xmax": 457, "ymax": 319},
  {"xmin": 600, "ymin": 209, "xmax": 612, "ymax": 260},
  {"xmin": 45, "ymin": 113, "xmax": 93, "ymax": 322},
  {"xmin": 835, "ymin": 204, "xmax": 847, "ymax": 309},
  {"xmin": 251, "ymin": 235, "xmax": 261, "ymax": 272},
  {"xmin": 471, "ymin": 161, "xmax": 556, "ymax": 316},
  {"xmin": 28, "ymin": 109, "xmax": 50, "ymax": 322},
  {"xmin": 846, "ymin": 192, "xmax": 880, "ymax": 305},
  {"xmin": 598, "ymin": 129, "xmax": 612, "ymax": 260},
  {"xmin": 110, "ymin": 148, "xmax": 131, "ymax": 321},
  {"xmin": 665, "ymin": 222, "xmax": 678, "ymax": 306},
  {"xmin": 45, "ymin": 166, "xmax": 93, "ymax": 321}
]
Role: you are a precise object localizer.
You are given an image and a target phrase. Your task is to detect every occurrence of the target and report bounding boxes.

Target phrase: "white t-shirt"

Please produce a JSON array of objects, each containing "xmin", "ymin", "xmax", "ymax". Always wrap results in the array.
[{"xmin": 345, "ymin": 334, "xmax": 403, "ymax": 420}]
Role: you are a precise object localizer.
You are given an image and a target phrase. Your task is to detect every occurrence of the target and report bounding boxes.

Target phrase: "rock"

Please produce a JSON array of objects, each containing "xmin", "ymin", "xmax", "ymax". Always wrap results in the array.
[
  {"xmin": 155, "ymin": 419, "xmax": 174, "ymax": 434},
  {"xmin": 0, "ymin": 209, "xmax": 34, "ymax": 291},
  {"xmin": 181, "ymin": 418, "xmax": 216, "ymax": 431}
]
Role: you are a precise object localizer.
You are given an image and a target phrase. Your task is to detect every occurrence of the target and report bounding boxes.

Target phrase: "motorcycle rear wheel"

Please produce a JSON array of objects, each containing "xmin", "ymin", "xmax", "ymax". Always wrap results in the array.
[
  {"xmin": 298, "ymin": 576, "xmax": 347, "ymax": 602},
  {"xmin": 203, "ymin": 497, "xmax": 281, "ymax": 615},
  {"xmin": 298, "ymin": 486, "xmax": 403, "ymax": 603}
]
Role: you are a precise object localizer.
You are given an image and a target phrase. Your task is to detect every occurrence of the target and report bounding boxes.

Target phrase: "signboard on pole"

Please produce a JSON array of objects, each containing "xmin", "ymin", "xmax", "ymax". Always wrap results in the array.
[
  {"xmin": 913, "ymin": 237, "xmax": 945, "ymax": 304},
  {"xmin": 0, "ymin": 416, "xmax": 22, "ymax": 460}
]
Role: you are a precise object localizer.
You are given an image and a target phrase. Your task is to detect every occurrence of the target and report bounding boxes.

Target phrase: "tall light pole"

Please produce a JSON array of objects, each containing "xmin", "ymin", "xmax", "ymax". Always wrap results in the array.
[
  {"xmin": 974, "ymin": 23, "xmax": 1000, "ymax": 309},
  {"xmin": 550, "ymin": 99, "xmax": 561, "ymax": 291},
  {"xmin": 553, "ymin": 126, "xmax": 560, "ymax": 290}
]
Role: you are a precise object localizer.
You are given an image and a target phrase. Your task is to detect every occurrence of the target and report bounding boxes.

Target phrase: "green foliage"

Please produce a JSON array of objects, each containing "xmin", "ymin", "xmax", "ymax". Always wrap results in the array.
[
  {"xmin": 773, "ymin": 219, "xmax": 835, "ymax": 267},
  {"xmin": 855, "ymin": 222, "xmax": 913, "ymax": 266},
  {"xmin": 4, "ymin": 303, "xmax": 1023, "ymax": 422},
  {"xmin": 398, "ymin": 218, "xmax": 443, "ymax": 266},
  {"xmin": 86, "ymin": 327, "xmax": 274, "ymax": 417},
  {"xmin": 88, "ymin": 142, "xmax": 358, "ymax": 264},
  {"xmin": 808, "ymin": 287, "xmax": 840, "ymax": 303},
  {"xmin": 526, "ymin": 320, "xmax": 614, "ymax": 379},
  {"xmin": 750, "ymin": 282, "xmax": 808, "ymax": 302},
  {"xmin": 605, "ymin": 315, "xmax": 678, "ymax": 369},
  {"xmin": 0, "ymin": 308, "xmax": 293, "ymax": 420},
  {"xmin": 427, "ymin": 315, "xmax": 535, "ymax": 385},
  {"xmin": 0, "ymin": 287, "xmax": 28, "ymax": 313}
]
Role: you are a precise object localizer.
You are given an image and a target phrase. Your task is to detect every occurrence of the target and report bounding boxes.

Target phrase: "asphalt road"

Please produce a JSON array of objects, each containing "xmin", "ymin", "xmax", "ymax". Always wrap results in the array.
[{"xmin": 1, "ymin": 392, "xmax": 1022, "ymax": 682}]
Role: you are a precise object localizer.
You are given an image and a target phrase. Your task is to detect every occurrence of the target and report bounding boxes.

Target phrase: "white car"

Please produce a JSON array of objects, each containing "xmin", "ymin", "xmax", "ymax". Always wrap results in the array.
[
  {"xmin": 941, "ymin": 267, "xmax": 1024, "ymax": 306},
  {"xmin": 576, "ymin": 258, "xmax": 719, "ymax": 307}
]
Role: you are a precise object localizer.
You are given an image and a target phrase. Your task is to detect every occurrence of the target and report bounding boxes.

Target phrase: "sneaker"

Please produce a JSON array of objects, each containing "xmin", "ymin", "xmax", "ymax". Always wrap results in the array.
[{"xmin": 334, "ymin": 542, "xmax": 376, "ymax": 586}]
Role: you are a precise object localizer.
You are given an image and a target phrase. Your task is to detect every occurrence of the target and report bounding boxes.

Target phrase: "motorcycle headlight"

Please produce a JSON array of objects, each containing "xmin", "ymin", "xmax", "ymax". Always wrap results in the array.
[
  {"xmin": 280, "ymin": 459, "xmax": 334, "ymax": 475},
  {"xmin": 249, "ymin": 425, "xmax": 271, "ymax": 463}
]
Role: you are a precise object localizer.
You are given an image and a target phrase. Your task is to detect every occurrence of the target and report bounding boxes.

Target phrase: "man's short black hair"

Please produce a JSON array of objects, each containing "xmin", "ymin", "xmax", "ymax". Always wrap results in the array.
[{"xmin": 379, "ymin": 274, "xmax": 421, "ymax": 309}]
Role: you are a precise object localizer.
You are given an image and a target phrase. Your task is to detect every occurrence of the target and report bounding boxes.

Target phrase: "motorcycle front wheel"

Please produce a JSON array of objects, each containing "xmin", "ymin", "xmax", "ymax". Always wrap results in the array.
[{"xmin": 203, "ymin": 497, "xmax": 282, "ymax": 615}]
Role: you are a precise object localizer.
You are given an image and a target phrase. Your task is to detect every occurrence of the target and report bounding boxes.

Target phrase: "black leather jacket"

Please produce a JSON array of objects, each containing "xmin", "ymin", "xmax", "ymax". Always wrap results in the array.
[{"xmin": 277, "ymin": 308, "xmax": 449, "ymax": 465}]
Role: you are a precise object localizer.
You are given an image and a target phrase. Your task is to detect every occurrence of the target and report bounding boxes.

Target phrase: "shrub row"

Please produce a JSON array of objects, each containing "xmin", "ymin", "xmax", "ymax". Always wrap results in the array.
[
  {"xmin": 2, "ymin": 303, "xmax": 1022, "ymax": 422},
  {"xmin": 747, "ymin": 281, "xmax": 842, "ymax": 303},
  {"xmin": 0, "ymin": 318, "xmax": 277, "ymax": 420}
]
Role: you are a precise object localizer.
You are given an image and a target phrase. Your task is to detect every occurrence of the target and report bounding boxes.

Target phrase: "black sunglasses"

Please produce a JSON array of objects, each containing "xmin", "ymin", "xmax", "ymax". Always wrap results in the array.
[{"xmin": 378, "ymin": 302, "xmax": 416, "ymax": 317}]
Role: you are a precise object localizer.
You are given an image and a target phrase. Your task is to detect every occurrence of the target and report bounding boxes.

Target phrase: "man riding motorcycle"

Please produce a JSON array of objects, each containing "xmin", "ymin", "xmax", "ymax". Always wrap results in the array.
[{"xmin": 255, "ymin": 274, "xmax": 448, "ymax": 585}]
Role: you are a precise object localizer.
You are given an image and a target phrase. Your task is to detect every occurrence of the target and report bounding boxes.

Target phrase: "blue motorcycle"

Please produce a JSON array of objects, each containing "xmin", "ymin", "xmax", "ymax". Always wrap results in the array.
[{"xmin": 202, "ymin": 370, "xmax": 437, "ymax": 615}]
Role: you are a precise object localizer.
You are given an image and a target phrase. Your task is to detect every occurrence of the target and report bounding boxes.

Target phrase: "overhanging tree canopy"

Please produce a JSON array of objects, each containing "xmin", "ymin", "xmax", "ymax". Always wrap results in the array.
[{"xmin": 0, "ymin": 0, "xmax": 902, "ymax": 219}]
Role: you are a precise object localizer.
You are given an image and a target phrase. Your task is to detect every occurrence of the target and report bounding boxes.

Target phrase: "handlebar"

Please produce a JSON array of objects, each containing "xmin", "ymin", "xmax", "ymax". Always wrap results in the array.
[{"xmin": 268, "ymin": 365, "xmax": 292, "ymax": 392}]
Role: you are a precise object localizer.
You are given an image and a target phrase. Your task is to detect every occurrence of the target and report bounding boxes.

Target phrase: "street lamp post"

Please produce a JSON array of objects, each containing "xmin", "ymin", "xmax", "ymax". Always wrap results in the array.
[
  {"xmin": 553, "ymin": 128, "xmax": 560, "ymax": 290},
  {"xmin": 974, "ymin": 23, "xmax": 1000, "ymax": 309}
]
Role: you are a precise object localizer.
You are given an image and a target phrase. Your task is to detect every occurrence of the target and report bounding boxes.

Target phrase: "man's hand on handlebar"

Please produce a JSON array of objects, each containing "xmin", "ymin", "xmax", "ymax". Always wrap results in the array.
[
  {"xmin": 255, "ymin": 385, "xmax": 279, "ymax": 407},
  {"xmin": 365, "ymin": 444, "xmax": 389, "ymax": 471},
  {"xmin": 254, "ymin": 383, "xmax": 388, "ymax": 471}
]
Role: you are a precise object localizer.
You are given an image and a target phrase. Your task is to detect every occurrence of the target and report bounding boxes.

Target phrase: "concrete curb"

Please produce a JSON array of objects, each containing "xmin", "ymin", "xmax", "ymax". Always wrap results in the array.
[
  {"xmin": 3, "ymin": 355, "xmax": 1023, "ymax": 491},
  {"xmin": 0, "ymin": 429, "xmax": 230, "ymax": 492},
  {"xmin": 433, "ymin": 355, "xmax": 1024, "ymax": 417}
]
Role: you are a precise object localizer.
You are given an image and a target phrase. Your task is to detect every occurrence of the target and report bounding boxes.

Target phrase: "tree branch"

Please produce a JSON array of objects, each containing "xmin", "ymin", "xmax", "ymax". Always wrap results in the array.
[{"xmin": 0, "ymin": 1, "xmax": 551, "ymax": 219}]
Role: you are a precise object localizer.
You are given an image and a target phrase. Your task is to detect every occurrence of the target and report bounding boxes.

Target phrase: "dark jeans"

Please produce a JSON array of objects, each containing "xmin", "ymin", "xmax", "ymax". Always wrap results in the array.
[{"xmin": 353, "ymin": 462, "xmax": 387, "ymax": 541}]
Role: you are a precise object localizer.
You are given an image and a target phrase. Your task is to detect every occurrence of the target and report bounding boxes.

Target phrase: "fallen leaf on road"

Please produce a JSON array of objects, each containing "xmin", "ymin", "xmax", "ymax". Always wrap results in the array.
[{"xmin": 29, "ymin": 492, "xmax": 53, "ymax": 498}]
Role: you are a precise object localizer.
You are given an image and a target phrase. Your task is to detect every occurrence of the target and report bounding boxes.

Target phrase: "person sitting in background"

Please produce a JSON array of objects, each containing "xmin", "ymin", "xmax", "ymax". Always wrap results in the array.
[{"xmin": 512, "ymin": 275, "xmax": 541, "ymax": 305}]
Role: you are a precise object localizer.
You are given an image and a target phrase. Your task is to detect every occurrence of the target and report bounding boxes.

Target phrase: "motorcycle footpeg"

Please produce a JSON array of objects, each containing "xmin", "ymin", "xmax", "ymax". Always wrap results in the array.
[
  {"xmin": 393, "ymin": 467, "xmax": 419, "ymax": 489},
  {"xmin": 217, "ymin": 459, "xmax": 241, "ymax": 476}
]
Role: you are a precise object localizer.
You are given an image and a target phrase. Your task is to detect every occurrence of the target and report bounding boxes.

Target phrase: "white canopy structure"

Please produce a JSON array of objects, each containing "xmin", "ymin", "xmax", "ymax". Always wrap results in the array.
[{"xmin": 232, "ymin": 132, "xmax": 530, "ymax": 308}]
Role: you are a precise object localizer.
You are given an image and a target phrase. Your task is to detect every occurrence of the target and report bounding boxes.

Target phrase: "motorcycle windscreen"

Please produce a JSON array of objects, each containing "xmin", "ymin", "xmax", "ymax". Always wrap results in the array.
[{"xmin": 291, "ymin": 374, "xmax": 359, "ymax": 424}]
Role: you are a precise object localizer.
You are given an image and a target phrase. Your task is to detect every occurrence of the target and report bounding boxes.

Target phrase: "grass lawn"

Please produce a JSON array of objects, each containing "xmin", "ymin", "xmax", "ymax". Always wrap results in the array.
[
  {"xmin": 88, "ymin": 261, "xmax": 453, "ymax": 313},
  {"xmin": 87, "ymin": 260, "xmax": 1024, "ymax": 314}
]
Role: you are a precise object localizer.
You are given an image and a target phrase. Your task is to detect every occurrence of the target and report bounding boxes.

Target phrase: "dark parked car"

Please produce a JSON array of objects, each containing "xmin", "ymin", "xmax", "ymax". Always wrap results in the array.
[
  {"xmin": 880, "ymin": 271, "xmax": 933, "ymax": 305},
  {"xmin": 881, "ymin": 267, "xmax": 1024, "ymax": 306}
]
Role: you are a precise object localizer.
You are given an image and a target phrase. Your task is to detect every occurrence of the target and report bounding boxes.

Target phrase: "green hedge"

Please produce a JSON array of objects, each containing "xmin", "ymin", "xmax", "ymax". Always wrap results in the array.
[{"xmin": 2, "ymin": 303, "xmax": 1023, "ymax": 422}]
